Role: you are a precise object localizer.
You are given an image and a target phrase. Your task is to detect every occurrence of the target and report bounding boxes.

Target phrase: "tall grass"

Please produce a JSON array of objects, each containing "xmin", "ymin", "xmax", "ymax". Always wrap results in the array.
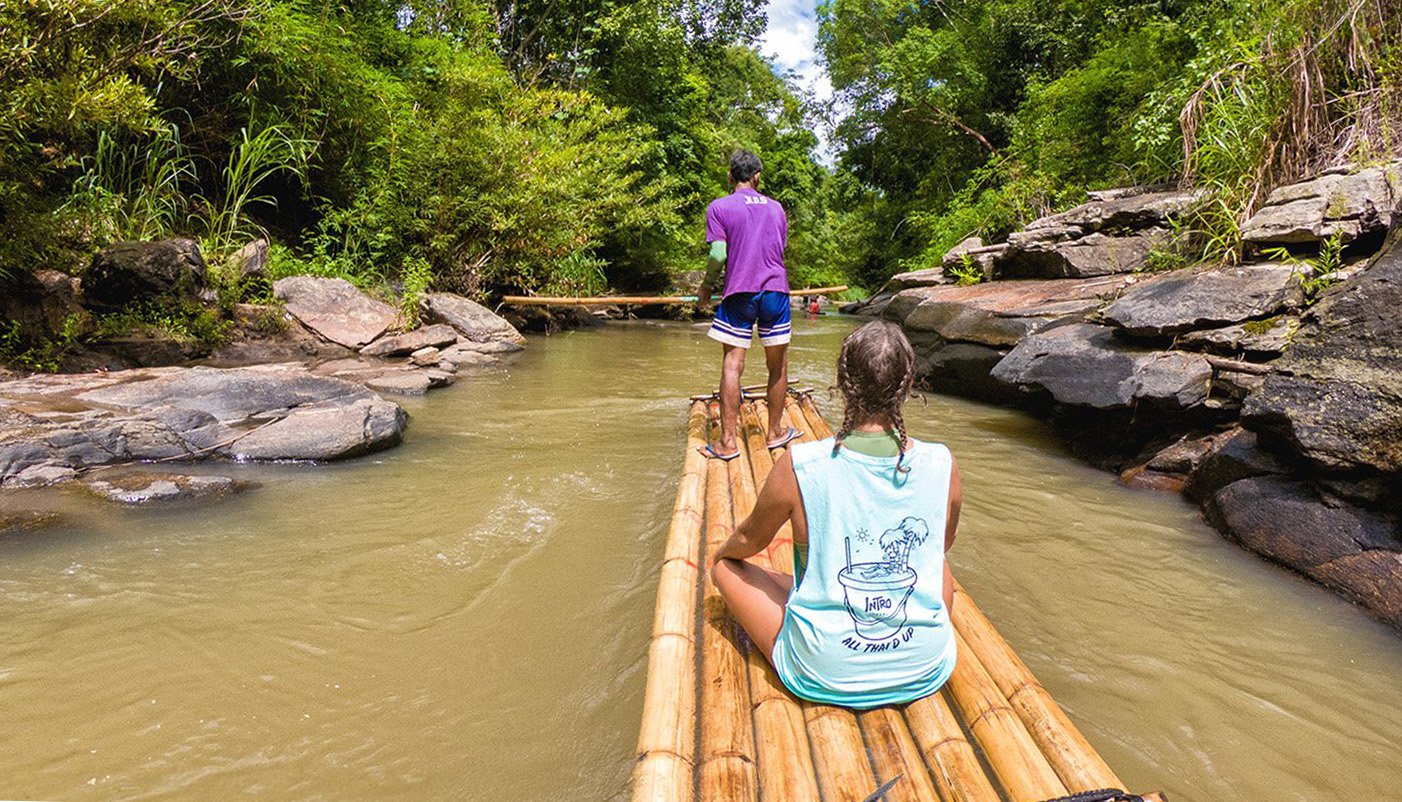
[
  {"xmin": 200, "ymin": 123, "xmax": 312, "ymax": 257},
  {"xmin": 66, "ymin": 125, "xmax": 196, "ymax": 242}
]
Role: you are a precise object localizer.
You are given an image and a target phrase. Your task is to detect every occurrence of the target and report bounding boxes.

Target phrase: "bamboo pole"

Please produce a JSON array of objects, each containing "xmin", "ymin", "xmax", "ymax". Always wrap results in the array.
[
  {"xmin": 501, "ymin": 286, "xmax": 849, "ymax": 307},
  {"xmin": 856, "ymin": 706, "xmax": 943, "ymax": 802},
  {"xmin": 699, "ymin": 405, "xmax": 759, "ymax": 801},
  {"xmin": 725, "ymin": 409, "xmax": 822, "ymax": 802},
  {"xmin": 633, "ymin": 402, "xmax": 709, "ymax": 802},
  {"xmin": 949, "ymin": 580, "xmax": 1124, "ymax": 792},
  {"xmin": 902, "ymin": 693, "xmax": 1002, "ymax": 802},
  {"xmin": 943, "ymin": 631, "xmax": 1068, "ymax": 801}
]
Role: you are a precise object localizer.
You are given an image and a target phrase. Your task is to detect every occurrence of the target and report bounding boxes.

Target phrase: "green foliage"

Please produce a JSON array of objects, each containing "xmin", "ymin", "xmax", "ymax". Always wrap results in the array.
[
  {"xmin": 199, "ymin": 122, "xmax": 311, "ymax": 258},
  {"xmin": 1263, "ymin": 232, "xmax": 1346, "ymax": 303},
  {"xmin": 0, "ymin": 313, "xmax": 88, "ymax": 373},
  {"xmin": 94, "ymin": 302, "xmax": 234, "ymax": 347},
  {"xmin": 398, "ymin": 257, "xmax": 435, "ymax": 329},
  {"xmin": 947, "ymin": 254, "xmax": 985, "ymax": 287}
]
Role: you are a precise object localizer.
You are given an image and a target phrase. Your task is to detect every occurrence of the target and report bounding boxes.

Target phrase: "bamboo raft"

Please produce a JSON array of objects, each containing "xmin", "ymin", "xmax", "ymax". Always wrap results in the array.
[
  {"xmin": 633, "ymin": 394, "xmax": 1165, "ymax": 802},
  {"xmin": 500, "ymin": 285, "xmax": 848, "ymax": 307}
]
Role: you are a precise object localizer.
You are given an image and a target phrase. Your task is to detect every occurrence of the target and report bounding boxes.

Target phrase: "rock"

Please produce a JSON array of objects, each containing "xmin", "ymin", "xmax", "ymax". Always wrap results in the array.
[
  {"xmin": 941, "ymin": 236, "xmax": 984, "ymax": 266},
  {"xmin": 227, "ymin": 238, "xmax": 269, "ymax": 278},
  {"xmin": 420, "ymin": 292, "xmax": 526, "ymax": 346},
  {"xmin": 438, "ymin": 344, "xmax": 497, "ymax": 369},
  {"xmin": 410, "ymin": 346, "xmax": 441, "ymax": 367},
  {"xmin": 990, "ymin": 323, "xmax": 1213, "ymax": 409},
  {"xmin": 1184, "ymin": 427, "xmax": 1294, "ymax": 502},
  {"xmin": 1209, "ymin": 476, "xmax": 1399, "ymax": 566},
  {"xmin": 1031, "ymin": 187, "xmax": 1206, "ymax": 234},
  {"xmin": 84, "ymin": 239, "xmax": 207, "ymax": 310},
  {"xmin": 0, "ymin": 269, "xmax": 85, "ymax": 343},
  {"xmin": 82, "ymin": 471, "xmax": 256, "ymax": 505},
  {"xmin": 885, "ymin": 267, "xmax": 950, "ymax": 290},
  {"xmin": 1102, "ymin": 264, "xmax": 1305, "ymax": 337},
  {"xmin": 360, "ymin": 324, "xmax": 460, "ymax": 358},
  {"xmin": 229, "ymin": 398, "xmax": 407, "ymax": 460},
  {"xmin": 894, "ymin": 277, "xmax": 1121, "ymax": 347},
  {"xmin": 365, "ymin": 372, "xmax": 432, "ymax": 396},
  {"xmin": 916, "ymin": 340, "xmax": 1012, "ymax": 403},
  {"xmin": 1242, "ymin": 164, "xmax": 1402, "ymax": 247},
  {"xmin": 274, "ymin": 276, "xmax": 399, "ymax": 349},
  {"xmin": 997, "ymin": 228, "xmax": 1172, "ymax": 279},
  {"xmin": 1179, "ymin": 316, "xmax": 1299, "ymax": 357},
  {"xmin": 1242, "ymin": 240, "xmax": 1402, "ymax": 472},
  {"xmin": 449, "ymin": 338, "xmax": 522, "ymax": 354},
  {"xmin": 1307, "ymin": 550, "xmax": 1402, "ymax": 628},
  {"xmin": 76, "ymin": 364, "xmax": 381, "ymax": 423},
  {"xmin": 424, "ymin": 369, "xmax": 455, "ymax": 388},
  {"xmin": 9, "ymin": 464, "xmax": 80, "ymax": 487}
]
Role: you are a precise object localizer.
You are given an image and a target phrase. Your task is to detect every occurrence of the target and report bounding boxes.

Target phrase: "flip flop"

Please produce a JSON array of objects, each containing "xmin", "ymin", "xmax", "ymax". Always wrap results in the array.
[
  {"xmin": 698, "ymin": 443, "xmax": 741, "ymax": 461},
  {"xmin": 767, "ymin": 427, "xmax": 803, "ymax": 449}
]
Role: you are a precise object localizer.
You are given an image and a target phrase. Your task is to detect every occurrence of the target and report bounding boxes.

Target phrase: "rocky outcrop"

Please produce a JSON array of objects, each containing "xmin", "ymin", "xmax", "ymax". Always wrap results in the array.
[
  {"xmin": 84, "ymin": 239, "xmax": 207, "ymax": 310},
  {"xmin": 274, "ymin": 276, "xmax": 399, "ymax": 349},
  {"xmin": 0, "ymin": 363, "xmax": 409, "ymax": 486},
  {"xmin": 1241, "ymin": 163, "xmax": 1402, "ymax": 248},
  {"xmin": 0, "ymin": 269, "xmax": 84, "ymax": 343},
  {"xmin": 1102, "ymin": 264, "xmax": 1304, "ymax": 337},
  {"xmin": 421, "ymin": 293, "xmax": 526, "ymax": 345},
  {"xmin": 993, "ymin": 188, "xmax": 1203, "ymax": 279},
  {"xmin": 1242, "ymin": 240, "xmax": 1402, "ymax": 475},
  {"xmin": 874, "ymin": 175, "xmax": 1402, "ymax": 630},
  {"xmin": 360, "ymin": 324, "xmax": 460, "ymax": 358}
]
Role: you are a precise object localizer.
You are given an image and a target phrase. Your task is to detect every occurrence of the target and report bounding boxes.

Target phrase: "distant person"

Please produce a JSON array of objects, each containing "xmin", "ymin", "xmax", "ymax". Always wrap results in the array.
[
  {"xmin": 695, "ymin": 149, "xmax": 800, "ymax": 460},
  {"xmin": 808, "ymin": 297, "xmax": 821, "ymax": 318},
  {"xmin": 711, "ymin": 320, "xmax": 962, "ymax": 708}
]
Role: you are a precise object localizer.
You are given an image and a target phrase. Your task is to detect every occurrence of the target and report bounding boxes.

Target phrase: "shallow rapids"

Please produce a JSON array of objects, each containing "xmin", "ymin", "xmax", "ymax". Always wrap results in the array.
[{"xmin": 2, "ymin": 317, "xmax": 1399, "ymax": 800}]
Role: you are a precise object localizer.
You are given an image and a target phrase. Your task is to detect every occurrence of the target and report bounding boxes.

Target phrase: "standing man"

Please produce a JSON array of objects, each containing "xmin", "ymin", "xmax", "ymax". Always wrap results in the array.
[{"xmin": 696, "ymin": 149, "xmax": 802, "ymax": 460}]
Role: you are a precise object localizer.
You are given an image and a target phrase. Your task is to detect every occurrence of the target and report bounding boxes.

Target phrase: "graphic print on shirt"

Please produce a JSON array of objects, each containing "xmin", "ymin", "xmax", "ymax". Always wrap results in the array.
[{"xmin": 837, "ymin": 517, "xmax": 930, "ymax": 642}]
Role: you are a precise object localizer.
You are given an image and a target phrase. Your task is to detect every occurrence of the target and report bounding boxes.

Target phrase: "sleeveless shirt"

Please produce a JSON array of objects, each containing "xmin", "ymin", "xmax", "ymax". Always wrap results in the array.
[{"xmin": 771, "ymin": 436, "xmax": 957, "ymax": 709}]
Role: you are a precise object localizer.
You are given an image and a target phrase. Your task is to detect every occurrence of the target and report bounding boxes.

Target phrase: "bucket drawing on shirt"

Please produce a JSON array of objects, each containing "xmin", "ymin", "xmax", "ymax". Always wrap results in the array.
[{"xmin": 837, "ymin": 517, "xmax": 930, "ymax": 641}]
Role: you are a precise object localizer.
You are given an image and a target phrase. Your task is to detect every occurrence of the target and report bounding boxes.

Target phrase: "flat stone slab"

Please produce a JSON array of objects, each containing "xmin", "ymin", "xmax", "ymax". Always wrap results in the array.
[
  {"xmin": 274, "ymin": 276, "xmax": 399, "ymax": 349},
  {"xmin": 886, "ymin": 277, "xmax": 1125, "ymax": 347},
  {"xmin": 1242, "ymin": 164, "xmax": 1402, "ymax": 246},
  {"xmin": 365, "ymin": 372, "xmax": 433, "ymax": 396},
  {"xmin": 83, "ymin": 471, "xmax": 257, "ymax": 505},
  {"xmin": 1102, "ymin": 264, "xmax": 1305, "ymax": 336},
  {"xmin": 1179, "ymin": 316, "xmax": 1298, "ymax": 356},
  {"xmin": 991, "ymin": 323, "xmax": 1213, "ymax": 409},
  {"xmin": 360, "ymin": 324, "xmax": 460, "ymax": 358},
  {"xmin": 421, "ymin": 293, "xmax": 525, "ymax": 346}
]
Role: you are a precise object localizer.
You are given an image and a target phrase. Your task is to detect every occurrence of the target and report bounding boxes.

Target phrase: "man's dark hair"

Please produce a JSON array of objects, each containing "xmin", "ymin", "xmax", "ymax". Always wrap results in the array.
[{"xmin": 729, "ymin": 149, "xmax": 762, "ymax": 183}]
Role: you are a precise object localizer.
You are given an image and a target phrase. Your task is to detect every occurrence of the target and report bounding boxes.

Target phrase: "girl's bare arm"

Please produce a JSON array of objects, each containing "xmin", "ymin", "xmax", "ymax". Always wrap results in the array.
[{"xmin": 710, "ymin": 452, "xmax": 797, "ymax": 565}]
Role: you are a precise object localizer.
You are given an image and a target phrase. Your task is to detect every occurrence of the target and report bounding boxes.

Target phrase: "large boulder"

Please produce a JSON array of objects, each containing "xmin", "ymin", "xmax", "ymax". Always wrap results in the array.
[
  {"xmin": 1207, "ymin": 476, "xmax": 1402, "ymax": 626},
  {"xmin": 273, "ymin": 276, "xmax": 399, "ymax": 349},
  {"xmin": 1102, "ymin": 263, "xmax": 1305, "ymax": 337},
  {"xmin": 997, "ymin": 228, "xmax": 1171, "ymax": 279},
  {"xmin": 1241, "ymin": 164, "xmax": 1402, "ymax": 248},
  {"xmin": 0, "ymin": 269, "xmax": 84, "ymax": 343},
  {"xmin": 84, "ymin": 239, "xmax": 206, "ymax": 310},
  {"xmin": 1033, "ymin": 187, "xmax": 1206, "ymax": 233},
  {"xmin": 420, "ymin": 293, "xmax": 525, "ymax": 346},
  {"xmin": 1242, "ymin": 240, "xmax": 1402, "ymax": 473},
  {"xmin": 991, "ymin": 323, "xmax": 1213, "ymax": 409},
  {"xmin": 228, "ymin": 397, "xmax": 406, "ymax": 460},
  {"xmin": 360, "ymin": 323, "xmax": 459, "ymax": 358}
]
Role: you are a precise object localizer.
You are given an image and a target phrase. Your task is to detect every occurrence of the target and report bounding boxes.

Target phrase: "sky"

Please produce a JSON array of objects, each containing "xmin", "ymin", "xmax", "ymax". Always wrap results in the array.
[{"xmin": 758, "ymin": 0, "xmax": 836, "ymax": 160}]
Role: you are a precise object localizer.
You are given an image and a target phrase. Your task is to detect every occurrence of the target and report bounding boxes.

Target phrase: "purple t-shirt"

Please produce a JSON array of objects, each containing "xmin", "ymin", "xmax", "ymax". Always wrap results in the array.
[{"xmin": 706, "ymin": 187, "xmax": 790, "ymax": 297}]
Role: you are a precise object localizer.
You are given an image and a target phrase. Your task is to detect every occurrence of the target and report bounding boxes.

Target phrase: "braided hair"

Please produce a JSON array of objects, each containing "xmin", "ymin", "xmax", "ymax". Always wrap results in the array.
[{"xmin": 832, "ymin": 319, "xmax": 918, "ymax": 472}]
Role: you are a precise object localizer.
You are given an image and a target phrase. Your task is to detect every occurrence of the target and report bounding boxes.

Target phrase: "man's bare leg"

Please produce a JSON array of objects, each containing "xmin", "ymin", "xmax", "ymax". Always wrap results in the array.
[
  {"xmin": 763, "ymin": 343, "xmax": 788, "ymax": 443},
  {"xmin": 718, "ymin": 344, "xmax": 747, "ymax": 453}
]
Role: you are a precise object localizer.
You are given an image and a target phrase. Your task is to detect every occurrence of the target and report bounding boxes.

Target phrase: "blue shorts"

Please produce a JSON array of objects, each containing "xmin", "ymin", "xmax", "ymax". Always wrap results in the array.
[{"xmin": 709, "ymin": 291, "xmax": 791, "ymax": 348}]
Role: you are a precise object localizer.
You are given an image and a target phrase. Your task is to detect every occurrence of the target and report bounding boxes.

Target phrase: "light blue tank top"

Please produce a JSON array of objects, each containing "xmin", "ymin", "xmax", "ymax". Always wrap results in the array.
[{"xmin": 771, "ymin": 436, "xmax": 957, "ymax": 709}]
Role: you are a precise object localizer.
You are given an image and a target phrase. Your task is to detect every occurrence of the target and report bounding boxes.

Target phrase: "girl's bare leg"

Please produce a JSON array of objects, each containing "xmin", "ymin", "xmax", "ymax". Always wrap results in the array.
[{"xmin": 712, "ymin": 559, "xmax": 793, "ymax": 662}]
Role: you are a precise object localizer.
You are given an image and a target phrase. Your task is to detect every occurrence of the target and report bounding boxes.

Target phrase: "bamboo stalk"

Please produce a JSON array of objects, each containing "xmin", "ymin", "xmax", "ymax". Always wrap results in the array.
[
  {"xmin": 726, "ymin": 414, "xmax": 822, "ymax": 802},
  {"xmin": 501, "ymin": 286, "xmax": 849, "ymax": 307},
  {"xmin": 944, "ymin": 631, "xmax": 1069, "ymax": 801},
  {"xmin": 699, "ymin": 432, "xmax": 759, "ymax": 801},
  {"xmin": 949, "ymin": 581, "xmax": 1124, "ymax": 792},
  {"xmin": 856, "ymin": 706, "xmax": 943, "ymax": 802},
  {"xmin": 633, "ymin": 402, "xmax": 709, "ymax": 802},
  {"xmin": 903, "ymin": 693, "xmax": 1002, "ymax": 802}
]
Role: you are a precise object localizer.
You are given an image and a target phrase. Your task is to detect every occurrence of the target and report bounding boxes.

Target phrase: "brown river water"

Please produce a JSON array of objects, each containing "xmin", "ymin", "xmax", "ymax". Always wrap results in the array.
[{"xmin": 2, "ymin": 317, "xmax": 1400, "ymax": 801}]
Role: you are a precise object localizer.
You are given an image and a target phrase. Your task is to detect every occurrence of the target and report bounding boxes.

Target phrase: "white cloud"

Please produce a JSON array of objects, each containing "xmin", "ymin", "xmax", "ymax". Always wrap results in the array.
[{"xmin": 759, "ymin": 0, "xmax": 836, "ymax": 162}]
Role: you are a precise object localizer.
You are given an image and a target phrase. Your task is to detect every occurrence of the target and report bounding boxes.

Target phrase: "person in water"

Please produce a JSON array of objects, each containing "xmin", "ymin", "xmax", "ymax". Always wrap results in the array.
[
  {"xmin": 710, "ymin": 320, "xmax": 962, "ymax": 708},
  {"xmin": 695, "ymin": 149, "xmax": 802, "ymax": 461}
]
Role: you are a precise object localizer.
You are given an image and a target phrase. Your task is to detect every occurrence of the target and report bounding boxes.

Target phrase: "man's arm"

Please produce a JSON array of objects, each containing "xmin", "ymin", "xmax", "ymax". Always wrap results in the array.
[{"xmin": 696, "ymin": 240, "xmax": 726, "ymax": 314}]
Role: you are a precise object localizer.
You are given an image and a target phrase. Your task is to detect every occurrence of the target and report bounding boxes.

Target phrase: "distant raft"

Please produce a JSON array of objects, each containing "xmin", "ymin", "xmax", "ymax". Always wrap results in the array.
[{"xmin": 632, "ymin": 393, "xmax": 1166, "ymax": 802}]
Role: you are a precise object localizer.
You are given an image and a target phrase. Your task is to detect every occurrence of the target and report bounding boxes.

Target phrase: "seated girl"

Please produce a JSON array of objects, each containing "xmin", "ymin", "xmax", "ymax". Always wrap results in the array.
[{"xmin": 711, "ymin": 320, "xmax": 962, "ymax": 708}]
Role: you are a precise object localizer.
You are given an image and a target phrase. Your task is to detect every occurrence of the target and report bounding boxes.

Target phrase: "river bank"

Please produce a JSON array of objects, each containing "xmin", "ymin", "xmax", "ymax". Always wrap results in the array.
[{"xmin": 850, "ymin": 171, "xmax": 1402, "ymax": 630}]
